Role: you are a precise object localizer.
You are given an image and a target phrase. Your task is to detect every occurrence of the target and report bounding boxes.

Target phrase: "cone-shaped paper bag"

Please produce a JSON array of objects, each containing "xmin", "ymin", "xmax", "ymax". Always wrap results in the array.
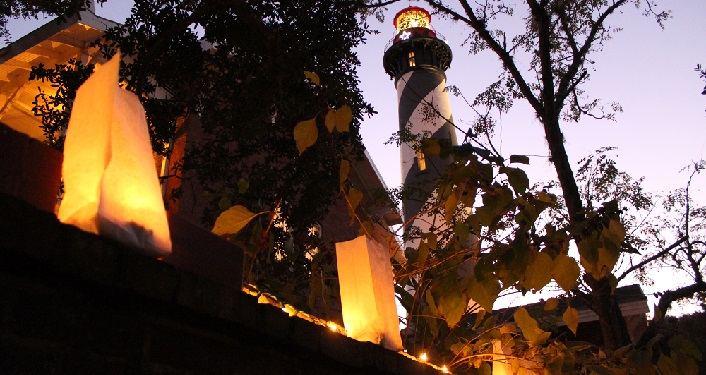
[
  {"xmin": 335, "ymin": 235, "xmax": 402, "ymax": 351},
  {"xmin": 58, "ymin": 53, "xmax": 171, "ymax": 257},
  {"xmin": 57, "ymin": 54, "xmax": 116, "ymax": 232}
]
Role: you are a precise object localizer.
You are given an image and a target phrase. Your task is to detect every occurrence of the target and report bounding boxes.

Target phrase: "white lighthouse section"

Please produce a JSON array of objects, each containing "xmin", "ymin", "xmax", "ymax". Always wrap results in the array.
[
  {"xmin": 396, "ymin": 70, "xmax": 453, "ymax": 191},
  {"xmin": 395, "ymin": 67, "xmax": 456, "ymax": 250}
]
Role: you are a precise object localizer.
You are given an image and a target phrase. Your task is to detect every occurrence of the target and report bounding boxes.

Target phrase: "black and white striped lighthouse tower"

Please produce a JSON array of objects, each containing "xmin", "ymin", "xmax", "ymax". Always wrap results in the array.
[{"xmin": 383, "ymin": 6, "xmax": 456, "ymax": 247}]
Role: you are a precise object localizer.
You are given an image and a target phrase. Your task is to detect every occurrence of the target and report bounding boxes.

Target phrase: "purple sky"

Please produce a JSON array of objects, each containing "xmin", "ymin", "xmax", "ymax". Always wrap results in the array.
[
  {"xmin": 6, "ymin": 1, "xmax": 706, "ymax": 312},
  {"xmin": 7, "ymin": 1, "xmax": 704, "ymax": 197},
  {"xmin": 358, "ymin": 1, "xmax": 706, "ymax": 200}
]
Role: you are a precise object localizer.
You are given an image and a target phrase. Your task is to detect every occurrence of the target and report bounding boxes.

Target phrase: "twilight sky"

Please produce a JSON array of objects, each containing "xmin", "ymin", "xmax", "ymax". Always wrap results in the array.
[
  {"xmin": 6, "ymin": 0, "xmax": 706, "ymax": 311},
  {"xmin": 7, "ymin": 1, "xmax": 704, "ymax": 196}
]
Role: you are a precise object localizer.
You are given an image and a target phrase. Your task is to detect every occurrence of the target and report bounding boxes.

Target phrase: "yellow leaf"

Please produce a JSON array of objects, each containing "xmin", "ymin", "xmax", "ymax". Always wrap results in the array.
[
  {"xmin": 212, "ymin": 204, "xmax": 262, "ymax": 236},
  {"xmin": 467, "ymin": 276, "xmax": 500, "ymax": 311},
  {"xmin": 498, "ymin": 323, "xmax": 515, "ymax": 334},
  {"xmin": 535, "ymin": 191, "xmax": 556, "ymax": 204},
  {"xmin": 324, "ymin": 104, "xmax": 352, "ymax": 133},
  {"xmin": 293, "ymin": 118, "xmax": 317, "ymax": 154},
  {"xmin": 562, "ymin": 306, "xmax": 579, "ymax": 335},
  {"xmin": 514, "ymin": 307, "xmax": 550, "ymax": 346},
  {"xmin": 552, "ymin": 254, "xmax": 580, "ymax": 292},
  {"xmin": 444, "ymin": 192, "xmax": 458, "ymax": 224},
  {"xmin": 339, "ymin": 159, "xmax": 350, "ymax": 188},
  {"xmin": 596, "ymin": 246, "xmax": 619, "ymax": 278},
  {"xmin": 422, "ymin": 138, "xmax": 441, "ymax": 156},
  {"xmin": 604, "ymin": 218, "xmax": 626, "ymax": 248},
  {"xmin": 459, "ymin": 183, "xmax": 477, "ymax": 207},
  {"xmin": 523, "ymin": 252, "xmax": 553, "ymax": 291},
  {"xmin": 544, "ymin": 297, "xmax": 559, "ymax": 311},
  {"xmin": 347, "ymin": 187, "xmax": 363, "ymax": 212},
  {"xmin": 304, "ymin": 71, "xmax": 320, "ymax": 86},
  {"xmin": 417, "ymin": 232, "xmax": 436, "ymax": 266}
]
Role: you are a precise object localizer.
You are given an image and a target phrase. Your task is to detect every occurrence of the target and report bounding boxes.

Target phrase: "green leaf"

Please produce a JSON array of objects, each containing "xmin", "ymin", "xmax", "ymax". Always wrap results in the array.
[
  {"xmin": 562, "ymin": 306, "xmax": 579, "ymax": 335},
  {"xmin": 513, "ymin": 307, "xmax": 550, "ymax": 346},
  {"xmin": 523, "ymin": 252, "xmax": 553, "ymax": 291},
  {"xmin": 510, "ymin": 154, "xmax": 530, "ymax": 164},
  {"xmin": 475, "ymin": 186, "xmax": 513, "ymax": 226},
  {"xmin": 212, "ymin": 205, "xmax": 263, "ymax": 236},
  {"xmin": 237, "ymin": 178, "xmax": 249, "ymax": 194},
  {"xmin": 294, "ymin": 118, "xmax": 317, "ymax": 154},
  {"xmin": 500, "ymin": 166, "xmax": 529, "ymax": 194},
  {"xmin": 339, "ymin": 159, "xmax": 350, "ymax": 188},
  {"xmin": 304, "ymin": 70, "xmax": 320, "ymax": 85},
  {"xmin": 217, "ymin": 194, "xmax": 232, "ymax": 211},
  {"xmin": 439, "ymin": 290, "xmax": 468, "ymax": 328},
  {"xmin": 552, "ymin": 254, "xmax": 580, "ymax": 292},
  {"xmin": 657, "ymin": 354, "xmax": 678, "ymax": 375},
  {"xmin": 325, "ymin": 104, "xmax": 352, "ymax": 133}
]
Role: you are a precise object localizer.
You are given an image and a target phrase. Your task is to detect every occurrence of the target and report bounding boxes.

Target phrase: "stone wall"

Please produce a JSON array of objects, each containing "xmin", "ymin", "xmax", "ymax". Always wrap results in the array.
[{"xmin": 0, "ymin": 195, "xmax": 438, "ymax": 375}]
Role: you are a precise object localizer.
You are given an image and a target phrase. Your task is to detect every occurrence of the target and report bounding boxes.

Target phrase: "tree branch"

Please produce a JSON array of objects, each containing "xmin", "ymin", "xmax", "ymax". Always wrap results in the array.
[
  {"xmin": 555, "ymin": 0, "xmax": 628, "ymax": 109},
  {"xmin": 617, "ymin": 236, "xmax": 687, "ymax": 282},
  {"xmin": 655, "ymin": 281, "xmax": 706, "ymax": 320},
  {"xmin": 423, "ymin": 0, "xmax": 543, "ymax": 114}
]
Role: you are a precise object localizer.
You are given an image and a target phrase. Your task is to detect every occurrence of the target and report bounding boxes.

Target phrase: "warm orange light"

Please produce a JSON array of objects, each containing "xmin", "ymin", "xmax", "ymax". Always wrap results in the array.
[
  {"xmin": 58, "ymin": 52, "xmax": 171, "ymax": 257},
  {"xmin": 394, "ymin": 7, "xmax": 431, "ymax": 32},
  {"xmin": 282, "ymin": 304, "xmax": 297, "ymax": 317},
  {"xmin": 335, "ymin": 236, "xmax": 403, "ymax": 351},
  {"xmin": 441, "ymin": 365, "xmax": 449, "ymax": 373},
  {"xmin": 419, "ymin": 352, "xmax": 429, "ymax": 362},
  {"xmin": 327, "ymin": 321, "xmax": 339, "ymax": 332}
]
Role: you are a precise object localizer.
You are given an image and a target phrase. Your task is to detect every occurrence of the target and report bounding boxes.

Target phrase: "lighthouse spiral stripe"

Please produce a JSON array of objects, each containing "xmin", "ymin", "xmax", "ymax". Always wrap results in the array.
[{"xmin": 396, "ymin": 67, "xmax": 457, "ymax": 234}]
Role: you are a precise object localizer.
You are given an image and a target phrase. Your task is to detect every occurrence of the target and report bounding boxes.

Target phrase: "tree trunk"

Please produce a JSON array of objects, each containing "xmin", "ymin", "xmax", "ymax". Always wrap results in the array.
[
  {"xmin": 541, "ymin": 113, "xmax": 630, "ymax": 350},
  {"xmin": 588, "ymin": 276, "xmax": 631, "ymax": 350},
  {"xmin": 540, "ymin": 115, "xmax": 584, "ymax": 224}
]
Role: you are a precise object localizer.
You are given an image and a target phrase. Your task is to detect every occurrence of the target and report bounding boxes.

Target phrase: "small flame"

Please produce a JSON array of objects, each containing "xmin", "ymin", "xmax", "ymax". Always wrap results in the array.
[
  {"xmin": 327, "ymin": 321, "xmax": 339, "ymax": 332},
  {"xmin": 419, "ymin": 352, "xmax": 428, "ymax": 362},
  {"xmin": 441, "ymin": 365, "xmax": 449, "ymax": 373},
  {"xmin": 282, "ymin": 304, "xmax": 297, "ymax": 317}
]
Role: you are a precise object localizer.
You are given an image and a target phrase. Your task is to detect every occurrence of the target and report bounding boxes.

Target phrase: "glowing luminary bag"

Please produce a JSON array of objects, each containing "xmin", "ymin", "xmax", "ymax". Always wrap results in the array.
[
  {"xmin": 57, "ymin": 53, "xmax": 171, "ymax": 257},
  {"xmin": 335, "ymin": 235, "xmax": 402, "ymax": 351}
]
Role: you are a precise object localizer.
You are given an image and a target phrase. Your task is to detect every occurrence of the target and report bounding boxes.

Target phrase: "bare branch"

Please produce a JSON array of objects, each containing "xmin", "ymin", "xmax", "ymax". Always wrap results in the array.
[
  {"xmin": 423, "ymin": 0, "xmax": 543, "ymax": 113},
  {"xmin": 555, "ymin": 0, "xmax": 628, "ymax": 109},
  {"xmin": 617, "ymin": 236, "xmax": 687, "ymax": 282},
  {"xmin": 655, "ymin": 282, "xmax": 706, "ymax": 320}
]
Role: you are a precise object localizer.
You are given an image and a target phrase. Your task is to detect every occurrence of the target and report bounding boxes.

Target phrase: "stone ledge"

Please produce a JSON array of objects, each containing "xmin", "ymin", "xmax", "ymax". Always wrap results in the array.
[{"xmin": 0, "ymin": 194, "xmax": 441, "ymax": 374}]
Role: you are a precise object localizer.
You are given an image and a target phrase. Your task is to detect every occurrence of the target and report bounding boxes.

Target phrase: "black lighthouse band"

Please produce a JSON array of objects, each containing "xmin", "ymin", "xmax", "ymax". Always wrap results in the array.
[{"xmin": 383, "ymin": 6, "xmax": 457, "ymax": 247}]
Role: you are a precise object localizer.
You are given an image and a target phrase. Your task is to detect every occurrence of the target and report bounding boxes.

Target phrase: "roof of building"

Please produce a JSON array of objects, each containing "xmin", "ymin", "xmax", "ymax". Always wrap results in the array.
[
  {"xmin": 0, "ymin": 12, "xmax": 403, "ymax": 227},
  {"xmin": 492, "ymin": 284, "xmax": 649, "ymax": 325},
  {"xmin": 0, "ymin": 11, "xmax": 116, "ymax": 140}
]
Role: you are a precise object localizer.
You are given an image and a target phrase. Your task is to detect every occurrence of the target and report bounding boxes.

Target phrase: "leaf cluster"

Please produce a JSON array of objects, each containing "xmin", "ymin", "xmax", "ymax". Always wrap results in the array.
[{"xmin": 29, "ymin": 59, "xmax": 95, "ymax": 149}]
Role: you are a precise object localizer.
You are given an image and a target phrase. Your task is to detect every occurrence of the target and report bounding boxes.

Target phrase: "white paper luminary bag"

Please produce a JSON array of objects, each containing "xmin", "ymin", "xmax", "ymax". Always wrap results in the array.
[{"xmin": 58, "ymin": 53, "xmax": 171, "ymax": 257}]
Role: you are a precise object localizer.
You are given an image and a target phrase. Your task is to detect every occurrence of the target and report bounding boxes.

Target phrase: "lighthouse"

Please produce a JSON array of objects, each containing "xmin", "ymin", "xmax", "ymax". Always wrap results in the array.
[{"xmin": 383, "ymin": 6, "xmax": 456, "ymax": 247}]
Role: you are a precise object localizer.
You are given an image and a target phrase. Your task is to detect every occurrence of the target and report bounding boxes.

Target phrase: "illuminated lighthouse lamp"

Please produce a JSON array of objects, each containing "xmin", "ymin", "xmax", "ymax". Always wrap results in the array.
[{"xmin": 392, "ymin": 6, "xmax": 437, "ymax": 42}]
